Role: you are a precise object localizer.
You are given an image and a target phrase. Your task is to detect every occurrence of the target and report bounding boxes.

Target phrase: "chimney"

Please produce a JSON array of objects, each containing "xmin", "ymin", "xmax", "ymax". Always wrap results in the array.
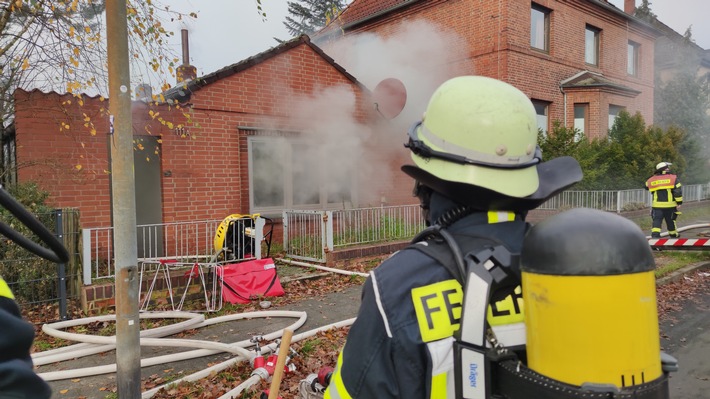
[
  {"xmin": 135, "ymin": 83, "xmax": 152, "ymax": 101},
  {"xmin": 176, "ymin": 29, "xmax": 197, "ymax": 84},
  {"xmin": 624, "ymin": 0, "xmax": 636, "ymax": 14}
]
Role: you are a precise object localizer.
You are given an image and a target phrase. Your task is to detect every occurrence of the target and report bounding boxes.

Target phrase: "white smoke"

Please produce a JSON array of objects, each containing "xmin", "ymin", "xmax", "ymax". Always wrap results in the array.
[{"xmin": 262, "ymin": 18, "xmax": 472, "ymax": 208}]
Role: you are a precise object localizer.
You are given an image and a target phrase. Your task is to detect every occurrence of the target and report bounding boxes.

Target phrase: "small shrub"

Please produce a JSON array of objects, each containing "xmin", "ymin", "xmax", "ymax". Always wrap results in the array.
[{"xmin": 0, "ymin": 182, "xmax": 58, "ymax": 303}]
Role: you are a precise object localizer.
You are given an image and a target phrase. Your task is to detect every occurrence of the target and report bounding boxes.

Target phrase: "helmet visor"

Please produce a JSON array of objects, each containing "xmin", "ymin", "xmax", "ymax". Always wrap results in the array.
[
  {"xmin": 405, "ymin": 121, "xmax": 542, "ymax": 197},
  {"xmin": 406, "ymin": 121, "xmax": 542, "ymax": 169}
]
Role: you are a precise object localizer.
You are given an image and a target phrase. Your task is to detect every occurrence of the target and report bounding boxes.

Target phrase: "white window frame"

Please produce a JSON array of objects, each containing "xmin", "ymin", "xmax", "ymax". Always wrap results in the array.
[
  {"xmin": 531, "ymin": 99, "xmax": 550, "ymax": 137},
  {"xmin": 585, "ymin": 25, "xmax": 600, "ymax": 66},
  {"xmin": 531, "ymin": 4, "xmax": 550, "ymax": 52},
  {"xmin": 248, "ymin": 134, "xmax": 356, "ymax": 214},
  {"xmin": 627, "ymin": 41, "xmax": 639, "ymax": 76},
  {"xmin": 608, "ymin": 104, "xmax": 624, "ymax": 130},
  {"xmin": 573, "ymin": 103, "xmax": 588, "ymax": 142}
]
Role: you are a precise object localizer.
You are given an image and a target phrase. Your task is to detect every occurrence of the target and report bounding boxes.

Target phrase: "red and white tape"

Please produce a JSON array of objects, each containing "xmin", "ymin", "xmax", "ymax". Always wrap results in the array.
[{"xmin": 648, "ymin": 238, "xmax": 710, "ymax": 247}]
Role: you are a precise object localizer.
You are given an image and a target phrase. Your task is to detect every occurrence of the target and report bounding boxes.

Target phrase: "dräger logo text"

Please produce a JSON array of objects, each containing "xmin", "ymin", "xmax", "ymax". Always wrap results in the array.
[{"xmin": 468, "ymin": 363, "xmax": 479, "ymax": 387}]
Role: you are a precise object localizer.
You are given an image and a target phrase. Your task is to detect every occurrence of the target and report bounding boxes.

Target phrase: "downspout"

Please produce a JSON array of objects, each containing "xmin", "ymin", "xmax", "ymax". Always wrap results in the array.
[{"xmin": 559, "ymin": 84, "xmax": 567, "ymax": 127}]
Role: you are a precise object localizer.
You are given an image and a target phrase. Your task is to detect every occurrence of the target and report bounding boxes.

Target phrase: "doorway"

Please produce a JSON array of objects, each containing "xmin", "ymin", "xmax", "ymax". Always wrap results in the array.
[{"xmin": 134, "ymin": 135, "xmax": 164, "ymax": 258}]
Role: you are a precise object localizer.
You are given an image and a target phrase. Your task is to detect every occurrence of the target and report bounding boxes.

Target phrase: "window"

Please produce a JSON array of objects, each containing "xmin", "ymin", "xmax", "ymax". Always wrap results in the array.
[
  {"xmin": 248, "ymin": 135, "xmax": 355, "ymax": 213},
  {"xmin": 608, "ymin": 104, "xmax": 624, "ymax": 130},
  {"xmin": 1, "ymin": 133, "xmax": 16, "ymax": 186},
  {"xmin": 531, "ymin": 99, "xmax": 550, "ymax": 137},
  {"xmin": 627, "ymin": 41, "xmax": 639, "ymax": 76},
  {"xmin": 573, "ymin": 103, "xmax": 588, "ymax": 141},
  {"xmin": 585, "ymin": 25, "xmax": 600, "ymax": 65},
  {"xmin": 531, "ymin": 4, "xmax": 550, "ymax": 52}
]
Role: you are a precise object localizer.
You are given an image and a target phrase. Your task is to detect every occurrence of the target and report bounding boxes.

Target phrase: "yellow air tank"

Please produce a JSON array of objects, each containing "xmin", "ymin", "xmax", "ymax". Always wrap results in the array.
[{"xmin": 521, "ymin": 208, "xmax": 661, "ymax": 389}]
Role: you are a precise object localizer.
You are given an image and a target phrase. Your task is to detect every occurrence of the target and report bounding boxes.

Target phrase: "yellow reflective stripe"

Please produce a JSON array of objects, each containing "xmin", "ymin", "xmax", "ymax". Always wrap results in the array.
[
  {"xmin": 487, "ymin": 285, "xmax": 524, "ymax": 326},
  {"xmin": 412, "ymin": 279, "xmax": 524, "ymax": 342},
  {"xmin": 487, "ymin": 211, "xmax": 515, "ymax": 223},
  {"xmin": 324, "ymin": 349, "xmax": 352, "ymax": 399},
  {"xmin": 412, "ymin": 280, "xmax": 463, "ymax": 342},
  {"xmin": 0, "ymin": 278, "xmax": 14, "ymax": 299},
  {"xmin": 648, "ymin": 178, "xmax": 673, "ymax": 189},
  {"xmin": 651, "ymin": 189, "xmax": 680, "ymax": 208},
  {"xmin": 430, "ymin": 372, "xmax": 448, "ymax": 399}
]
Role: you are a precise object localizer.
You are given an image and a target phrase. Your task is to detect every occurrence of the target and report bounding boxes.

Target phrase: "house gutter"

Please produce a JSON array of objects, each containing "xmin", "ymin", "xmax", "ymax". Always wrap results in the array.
[
  {"xmin": 316, "ymin": 0, "xmax": 424, "ymax": 41},
  {"xmin": 559, "ymin": 84, "xmax": 567, "ymax": 127},
  {"xmin": 588, "ymin": 0, "xmax": 657, "ymax": 31},
  {"xmin": 342, "ymin": 0, "xmax": 424, "ymax": 31}
]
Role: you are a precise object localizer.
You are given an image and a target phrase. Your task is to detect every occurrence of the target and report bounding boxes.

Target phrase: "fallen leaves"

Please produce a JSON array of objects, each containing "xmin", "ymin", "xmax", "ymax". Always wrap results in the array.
[{"xmin": 656, "ymin": 269, "xmax": 710, "ymax": 321}]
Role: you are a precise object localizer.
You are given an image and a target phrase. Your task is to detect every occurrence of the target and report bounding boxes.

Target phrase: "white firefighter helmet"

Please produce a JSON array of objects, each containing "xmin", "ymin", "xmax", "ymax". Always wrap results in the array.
[
  {"xmin": 405, "ymin": 76, "xmax": 540, "ymax": 198},
  {"xmin": 656, "ymin": 162, "xmax": 672, "ymax": 172}
]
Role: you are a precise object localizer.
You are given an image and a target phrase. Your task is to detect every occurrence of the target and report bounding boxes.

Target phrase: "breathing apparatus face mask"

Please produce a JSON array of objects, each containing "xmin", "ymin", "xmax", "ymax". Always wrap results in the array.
[{"xmin": 413, "ymin": 181, "xmax": 433, "ymax": 226}]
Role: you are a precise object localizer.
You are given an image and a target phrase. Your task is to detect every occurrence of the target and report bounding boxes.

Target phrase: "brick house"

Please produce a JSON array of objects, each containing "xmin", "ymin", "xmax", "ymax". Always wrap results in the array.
[
  {"xmin": 8, "ymin": 1, "xmax": 668, "ymax": 256},
  {"xmin": 12, "ymin": 36, "xmax": 417, "ymax": 246},
  {"xmin": 316, "ymin": 0, "xmax": 660, "ymax": 140}
]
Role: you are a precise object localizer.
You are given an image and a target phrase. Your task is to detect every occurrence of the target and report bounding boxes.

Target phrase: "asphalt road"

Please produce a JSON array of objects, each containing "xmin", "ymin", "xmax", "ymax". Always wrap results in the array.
[{"xmin": 660, "ymin": 274, "xmax": 710, "ymax": 399}]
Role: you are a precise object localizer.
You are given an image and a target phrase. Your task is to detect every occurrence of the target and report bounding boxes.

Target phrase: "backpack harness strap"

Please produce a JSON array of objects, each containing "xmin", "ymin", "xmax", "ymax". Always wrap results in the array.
[{"xmin": 409, "ymin": 226, "xmax": 520, "ymax": 399}]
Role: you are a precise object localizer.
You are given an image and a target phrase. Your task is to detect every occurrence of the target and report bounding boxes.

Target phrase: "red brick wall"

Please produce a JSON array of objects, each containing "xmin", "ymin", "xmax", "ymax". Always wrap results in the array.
[
  {"xmin": 14, "ymin": 90, "xmax": 181, "ymax": 228},
  {"xmin": 164, "ymin": 44, "xmax": 376, "ymax": 222},
  {"xmin": 13, "ymin": 42, "xmax": 374, "ymax": 249},
  {"xmin": 12, "ymin": 1, "xmax": 661, "ymax": 256},
  {"xmin": 331, "ymin": 0, "xmax": 657, "ymax": 139}
]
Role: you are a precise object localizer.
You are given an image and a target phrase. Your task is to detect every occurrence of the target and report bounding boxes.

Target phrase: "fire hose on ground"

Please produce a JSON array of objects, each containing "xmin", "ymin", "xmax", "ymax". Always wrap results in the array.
[
  {"xmin": 35, "ymin": 308, "xmax": 356, "ymax": 398},
  {"xmin": 645, "ymin": 222, "xmax": 710, "ymax": 239}
]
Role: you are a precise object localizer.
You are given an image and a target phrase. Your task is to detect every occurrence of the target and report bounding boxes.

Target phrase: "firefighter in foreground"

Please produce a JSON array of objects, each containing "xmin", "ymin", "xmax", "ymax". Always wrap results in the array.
[
  {"xmin": 324, "ymin": 76, "xmax": 583, "ymax": 398},
  {"xmin": 0, "ymin": 276, "xmax": 52, "ymax": 398},
  {"xmin": 0, "ymin": 186, "xmax": 68, "ymax": 398},
  {"xmin": 645, "ymin": 162, "xmax": 683, "ymax": 238}
]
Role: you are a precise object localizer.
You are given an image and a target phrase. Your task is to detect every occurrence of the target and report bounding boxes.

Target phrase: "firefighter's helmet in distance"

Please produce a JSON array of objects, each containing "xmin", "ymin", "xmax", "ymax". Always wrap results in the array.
[
  {"xmin": 404, "ymin": 76, "xmax": 542, "ymax": 198},
  {"xmin": 656, "ymin": 162, "xmax": 672, "ymax": 173}
]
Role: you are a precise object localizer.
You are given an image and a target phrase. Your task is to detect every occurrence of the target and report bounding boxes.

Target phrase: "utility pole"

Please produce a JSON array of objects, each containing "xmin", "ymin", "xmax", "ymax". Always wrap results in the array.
[{"xmin": 106, "ymin": 1, "xmax": 141, "ymax": 397}]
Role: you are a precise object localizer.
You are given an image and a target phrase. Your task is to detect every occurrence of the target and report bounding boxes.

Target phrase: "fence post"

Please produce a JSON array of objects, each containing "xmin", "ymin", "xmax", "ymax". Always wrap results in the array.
[
  {"xmin": 82, "ymin": 229, "xmax": 92, "ymax": 285},
  {"xmin": 255, "ymin": 217, "xmax": 264, "ymax": 259},
  {"xmin": 325, "ymin": 211, "xmax": 333, "ymax": 254},
  {"xmin": 616, "ymin": 191, "xmax": 621, "ymax": 213},
  {"xmin": 54, "ymin": 209, "xmax": 68, "ymax": 320},
  {"xmin": 282, "ymin": 211, "xmax": 289, "ymax": 253}
]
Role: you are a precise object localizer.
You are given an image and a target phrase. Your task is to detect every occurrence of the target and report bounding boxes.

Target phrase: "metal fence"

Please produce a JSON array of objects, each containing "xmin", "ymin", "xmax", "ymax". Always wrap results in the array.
[
  {"xmin": 332, "ymin": 205, "xmax": 425, "ymax": 247},
  {"xmin": 282, "ymin": 205, "xmax": 426, "ymax": 263},
  {"xmin": 5, "ymin": 184, "xmax": 709, "ymax": 304},
  {"xmin": 82, "ymin": 215, "xmax": 267, "ymax": 285},
  {"xmin": 282, "ymin": 210, "xmax": 331, "ymax": 263},
  {"xmin": 282, "ymin": 184, "xmax": 710, "ymax": 263},
  {"xmin": 537, "ymin": 183, "xmax": 710, "ymax": 213}
]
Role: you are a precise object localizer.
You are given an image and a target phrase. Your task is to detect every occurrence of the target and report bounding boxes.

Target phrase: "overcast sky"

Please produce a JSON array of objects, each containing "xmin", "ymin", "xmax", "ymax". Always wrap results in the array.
[{"xmin": 164, "ymin": 0, "xmax": 709, "ymax": 81}]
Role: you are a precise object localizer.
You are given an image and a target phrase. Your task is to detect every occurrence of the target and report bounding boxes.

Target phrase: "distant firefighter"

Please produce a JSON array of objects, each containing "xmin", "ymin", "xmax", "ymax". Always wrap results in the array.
[{"xmin": 645, "ymin": 161, "xmax": 683, "ymax": 238}]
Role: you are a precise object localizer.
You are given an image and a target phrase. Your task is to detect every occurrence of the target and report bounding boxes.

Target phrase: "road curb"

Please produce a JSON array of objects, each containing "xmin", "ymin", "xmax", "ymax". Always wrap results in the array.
[{"xmin": 657, "ymin": 262, "xmax": 710, "ymax": 286}]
